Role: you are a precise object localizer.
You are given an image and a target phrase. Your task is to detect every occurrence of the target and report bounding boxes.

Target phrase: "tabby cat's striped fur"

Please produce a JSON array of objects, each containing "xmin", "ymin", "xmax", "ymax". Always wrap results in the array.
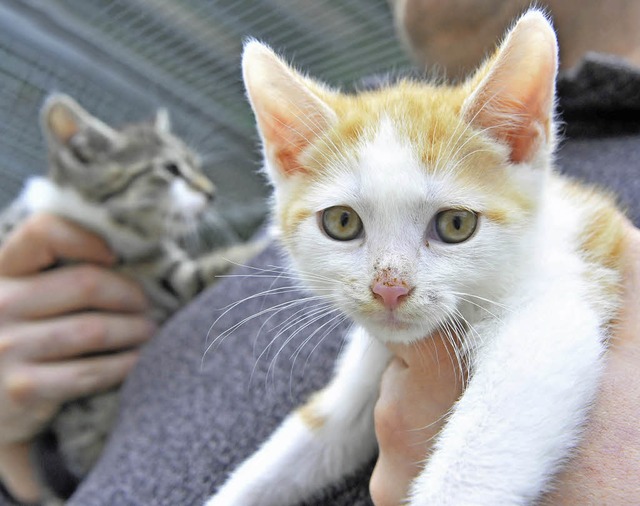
[{"xmin": 0, "ymin": 95, "xmax": 264, "ymax": 501}]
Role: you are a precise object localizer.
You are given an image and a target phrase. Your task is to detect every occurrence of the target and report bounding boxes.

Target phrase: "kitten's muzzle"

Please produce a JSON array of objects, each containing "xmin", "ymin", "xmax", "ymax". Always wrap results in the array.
[
  {"xmin": 371, "ymin": 271, "xmax": 413, "ymax": 310},
  {"xmin": 191, "ymin": 174, "xmax": 216, "ymax": 202}
]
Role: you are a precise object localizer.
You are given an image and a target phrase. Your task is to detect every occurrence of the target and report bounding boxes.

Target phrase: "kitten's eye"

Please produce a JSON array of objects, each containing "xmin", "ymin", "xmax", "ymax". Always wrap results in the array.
[
  {"xmin": 321, "ymin": 206, "xmax": 363, "ymax": 241},
  {"xmin": 434, "ymin": 209, "xmax": 478, "ymax": 244},
  {"xmin": 165, "ymin": 162, "xmax": 181, "ymax": 176}
]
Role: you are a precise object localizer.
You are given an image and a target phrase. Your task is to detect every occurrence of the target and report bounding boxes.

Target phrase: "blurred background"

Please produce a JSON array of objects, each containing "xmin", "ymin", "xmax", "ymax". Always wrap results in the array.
[{"xmin": 0, "ymin": 0, "xmax": 411, "ymax": 239}]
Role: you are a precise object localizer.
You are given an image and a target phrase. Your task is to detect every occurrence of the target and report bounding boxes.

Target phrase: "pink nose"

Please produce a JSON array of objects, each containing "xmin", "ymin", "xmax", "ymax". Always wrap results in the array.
[{"xmin": 371, "ymin": 282, "xmax": 410, "ymax": 310}]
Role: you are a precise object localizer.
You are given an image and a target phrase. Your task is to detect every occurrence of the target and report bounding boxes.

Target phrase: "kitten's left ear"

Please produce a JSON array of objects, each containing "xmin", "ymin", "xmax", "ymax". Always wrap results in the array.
[
  {"xmin": 242, "ymin": 41, "xmax": 337, "ymax": 180},
  {"xmin": 42, "ymin": 94, "xmax": 120, "ymax": 148},
  {"xmin": 462, "ymin": 10, "xmax": 558, "ymax": 164}
]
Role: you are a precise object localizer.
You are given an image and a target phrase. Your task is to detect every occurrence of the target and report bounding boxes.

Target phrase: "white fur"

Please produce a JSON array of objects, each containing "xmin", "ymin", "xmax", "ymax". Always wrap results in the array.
[
  {"xmin": 20, "ymin": 176, "xmax": 152, "ymax": 257},
  {"xmin": 278, "ymin": 119, "xmax": 530, "ymax": 344},
  {"xmin": 170, "ymin": 178, "xmax": 207, "ymax": 215},
  {"xmin": 407, "ymin": 176, "xmax": 609, "ymax": 504}
]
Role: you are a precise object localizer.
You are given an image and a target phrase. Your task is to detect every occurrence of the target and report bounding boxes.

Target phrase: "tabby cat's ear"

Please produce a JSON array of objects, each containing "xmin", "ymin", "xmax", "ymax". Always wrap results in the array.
[
  {"xmin": 42, "ymin": 94, "xmax": 119, "ymax": 148},
  {"xmin": 462, "ymin": 10, "xmax": 558, "ymax": 164},
  {"xmin": 242, "ymin": 41, "xmax": 337, "ymax": 180}
]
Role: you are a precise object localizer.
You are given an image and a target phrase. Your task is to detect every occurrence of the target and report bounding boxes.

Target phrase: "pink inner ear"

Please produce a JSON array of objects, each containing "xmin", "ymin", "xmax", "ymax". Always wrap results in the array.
[
  {"xmin": 506, "ymin": 118, "xmax": 549, "ymax": 164},
  {"xmin": 242, "ymin": 42, "xmax": 337, "ymax": 179},
  {"xmin": 263, "ymin": 115, "xmax": 310, "ymax": 176},
  {"xmin": 493, "ymin": 96, "xmax": 549, "ymax": 165},
  {"xmin": 466, "ymin": 75, "xmax": 554, "ymax": 165}
]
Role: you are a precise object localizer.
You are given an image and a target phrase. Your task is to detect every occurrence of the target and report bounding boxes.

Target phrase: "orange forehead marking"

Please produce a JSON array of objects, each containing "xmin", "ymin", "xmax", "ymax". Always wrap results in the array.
[{"xmin": 310, "ymin": 80, "xmax": 474, "ymax": 174}]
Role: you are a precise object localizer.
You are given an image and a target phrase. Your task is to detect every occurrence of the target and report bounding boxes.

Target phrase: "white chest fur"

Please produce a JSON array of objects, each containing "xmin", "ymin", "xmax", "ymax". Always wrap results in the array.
[{"xmin": 20, "ymin": 176, "xmax": 153, "ymax": 257}]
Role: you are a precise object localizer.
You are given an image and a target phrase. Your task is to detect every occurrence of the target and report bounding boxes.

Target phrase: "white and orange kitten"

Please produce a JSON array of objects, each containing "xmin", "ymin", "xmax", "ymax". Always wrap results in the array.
[{"xmin": 207, "ymin": 11, "xmax": 625, "ymax": 505}]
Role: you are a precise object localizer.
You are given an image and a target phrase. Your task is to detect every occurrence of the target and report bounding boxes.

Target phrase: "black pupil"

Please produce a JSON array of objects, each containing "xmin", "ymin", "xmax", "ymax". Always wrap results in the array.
[
  {"xmin": 166, "ymin": 163, "xmax": 180, "ymax": 176},
  {"xmin": 340, "ymin": 211, "xmax": 350, "ymax": 228},
  {"xmin": 452, "ymin": 215, "xmax": 462, "ymax": 230}
]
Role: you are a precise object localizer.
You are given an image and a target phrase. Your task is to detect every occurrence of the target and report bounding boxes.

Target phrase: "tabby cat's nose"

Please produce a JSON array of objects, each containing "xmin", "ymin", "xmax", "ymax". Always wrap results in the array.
[{"xmin": 371, "ymin": 281, "xmax": 410, "ymax": 310}]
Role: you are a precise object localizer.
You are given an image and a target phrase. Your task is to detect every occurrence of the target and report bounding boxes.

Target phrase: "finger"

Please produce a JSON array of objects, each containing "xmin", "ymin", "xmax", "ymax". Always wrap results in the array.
[
  {"xmin": 387, "ymin": 333, "xmax": 462, "ymax": 374},
  {"xmin": 618, "ymin": 224, "xmax": 640, "ymax": 346},
  {"xmin": 0, "ymin": 214, "xmax": 116, "ymax": 277},
  {"xmin": 0, "ymin": 265, "xmax": 148, "ymax": 320},
  {"xmin": 4, "ymin": 314, "xmax": 155, "ymax": 361},
  {"xmin": 370, "ymin": 446, "xmax": 414, "ymax": 506},
  {"xmin": 5, "ymin": 350, "xmax": 140, "ymax": 405}
]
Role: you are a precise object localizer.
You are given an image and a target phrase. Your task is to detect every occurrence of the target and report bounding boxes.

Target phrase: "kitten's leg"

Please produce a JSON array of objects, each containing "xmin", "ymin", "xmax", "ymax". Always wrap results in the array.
[
  {"xmin": 408, "ymin": 289, "xmax": 607, "ymax": 505},
  {"xmin": 205, "ymin": 326, "xmax": 391, "ymax": 506},
  {"xmin": 156, "ymin": 238, "xmax": 269, "ymax": 304}
]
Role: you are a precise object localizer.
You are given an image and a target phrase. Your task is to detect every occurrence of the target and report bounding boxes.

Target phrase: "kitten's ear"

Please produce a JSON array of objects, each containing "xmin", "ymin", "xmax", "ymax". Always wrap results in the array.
[
  {"xmin": 462, "ymin": 10, "xmax": 558, "ymax": 164},
  {"xmin": 42, "ymin": 94, "xmax": 119, "ymax": 147},
  {"xmin": 155, "ymin": 109, "xmax": 171, "ymax": 132},
  {"xmin": 242, "ymin": 41, "xmax": 337, "ymax": 179}
]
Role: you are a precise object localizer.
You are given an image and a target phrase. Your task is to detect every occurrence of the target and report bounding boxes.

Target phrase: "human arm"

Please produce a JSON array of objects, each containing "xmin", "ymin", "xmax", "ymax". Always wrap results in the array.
[
  {"xmin": 388, "ymin": 0, "xmax": 640, "ymax": 78},
  {"xmin": 540, "ymin": 224, "xmax": 640, "ymax": 504},
  {"xmin": 0, "ymin": 214, "xmax": 154, "ymax": 503}
]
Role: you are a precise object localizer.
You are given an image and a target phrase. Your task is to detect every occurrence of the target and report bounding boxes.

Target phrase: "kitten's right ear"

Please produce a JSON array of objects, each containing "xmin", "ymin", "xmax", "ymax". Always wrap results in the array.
[
  {"xmin": 462, "ymin": 10, "xmax": 558, "ymax": 165},
  {"xmin": 242, "ymin": 41, "xmax": 337, "ymax": 180},
  {"xmin": 41, "ymin": 94, "xmax": 119, "ymax": 147}
]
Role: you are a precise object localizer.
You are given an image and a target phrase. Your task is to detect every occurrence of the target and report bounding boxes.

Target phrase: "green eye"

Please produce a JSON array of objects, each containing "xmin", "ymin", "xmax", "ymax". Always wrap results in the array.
[
  {"xmin": 321, "ymin": 206, "xmax": 363, "ymax": 241},
  {"xmin": 435, "ymin": 209, "xmax": 478, "ymax": 244}
]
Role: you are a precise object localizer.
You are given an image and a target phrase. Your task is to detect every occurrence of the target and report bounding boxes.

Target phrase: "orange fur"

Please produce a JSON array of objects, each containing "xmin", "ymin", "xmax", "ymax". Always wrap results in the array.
[
  {"xmin": 567, "ymin": 182, "xmax": 627, "ymax": 270},
  {"xmin": 297, "ymin": 392, "xmax": 326, "ymax": 430},
  {"xmin": 277, "ymin": 78, "xmax": 538, "ymax": 238}
]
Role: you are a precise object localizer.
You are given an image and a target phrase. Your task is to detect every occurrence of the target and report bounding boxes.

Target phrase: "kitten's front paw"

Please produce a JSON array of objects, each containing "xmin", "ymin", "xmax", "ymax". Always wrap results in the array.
[{"xmin": 204, "ymin": 490, "xmax": 237, "ymax": 506}]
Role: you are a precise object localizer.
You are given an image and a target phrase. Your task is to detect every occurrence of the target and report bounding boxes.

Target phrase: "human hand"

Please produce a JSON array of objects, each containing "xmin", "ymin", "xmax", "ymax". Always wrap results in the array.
[
  {"xmin": 370, "ymin": 335, "xmax": 462, "ymax": 506},
  {"xmin": 370, "ymin": 222, "xmax": 640, "ymax": 505},
  {"xmin": 0, "ymin": 214, "xmax": 154, "ymax": 502}
]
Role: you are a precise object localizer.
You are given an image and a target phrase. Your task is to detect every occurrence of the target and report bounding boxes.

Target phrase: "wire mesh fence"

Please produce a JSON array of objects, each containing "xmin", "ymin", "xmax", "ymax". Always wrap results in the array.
[{"xmin": 0, "ymin": 0, "xmax": 411, "ymax": 236}]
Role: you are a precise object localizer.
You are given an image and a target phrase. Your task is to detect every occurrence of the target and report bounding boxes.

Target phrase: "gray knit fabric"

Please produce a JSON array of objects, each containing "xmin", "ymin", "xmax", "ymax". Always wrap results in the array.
[
  {"xmin": 2, "ymin": 55, "xmax": 639, "ymax": 506},
  {"xmin": 71, "ymin": 241, "xmax": 374, "ymax": 506}
]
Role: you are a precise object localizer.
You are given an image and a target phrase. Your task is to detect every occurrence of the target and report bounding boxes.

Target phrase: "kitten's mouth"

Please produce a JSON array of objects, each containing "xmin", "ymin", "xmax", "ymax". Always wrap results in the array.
[{"xmin": 375, "ymin": 310, "xmax": 412, "ymax": 331}]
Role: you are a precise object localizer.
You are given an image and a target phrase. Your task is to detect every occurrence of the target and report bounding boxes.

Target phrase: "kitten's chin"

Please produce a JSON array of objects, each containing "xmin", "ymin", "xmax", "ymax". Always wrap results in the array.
[{"xmin": 359, "ymin": 314, "xmax": 434, "ymax": 344}]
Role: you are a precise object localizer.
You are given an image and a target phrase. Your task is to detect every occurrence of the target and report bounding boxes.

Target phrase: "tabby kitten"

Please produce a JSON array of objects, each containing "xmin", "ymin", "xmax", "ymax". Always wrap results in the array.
[
  {"xmin": 207, "ymin": 11, "xmax": 625, "ymax": 506},
  {"xmin": 0, "ymin": 94, "xmax": 263, "ymax": 499}
]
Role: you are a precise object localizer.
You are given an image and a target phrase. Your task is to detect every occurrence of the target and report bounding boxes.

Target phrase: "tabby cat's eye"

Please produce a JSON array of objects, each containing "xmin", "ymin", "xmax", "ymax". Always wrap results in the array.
[
  {"xmin": 165, "ymin": 162, "xmax": 181, "ymax": 176},
  {"xmin": 435, "ymin": 209, "xmax": 478, "ymax": 244},
  {"xmin": 321, "ymin": 206, "xmax": 363, "ymax": 241}
]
